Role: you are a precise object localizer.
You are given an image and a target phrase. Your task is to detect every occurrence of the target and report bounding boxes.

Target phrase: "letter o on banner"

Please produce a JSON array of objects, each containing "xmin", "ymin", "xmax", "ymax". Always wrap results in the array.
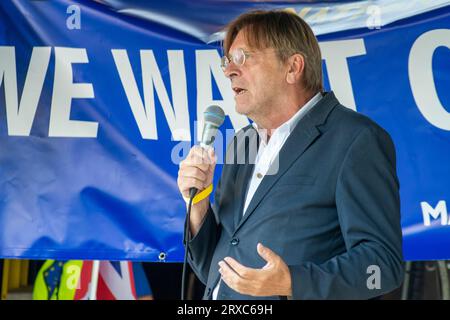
[{"xmin": 409, "ymin": 29, "xmax": 450, "ymax": 130}]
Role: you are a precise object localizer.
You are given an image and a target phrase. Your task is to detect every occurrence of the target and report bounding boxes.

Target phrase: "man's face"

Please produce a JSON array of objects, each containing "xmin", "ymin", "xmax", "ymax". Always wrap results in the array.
[{"xmin": 224, "ymin": 30, "xmax": 288, "ymax": 121}]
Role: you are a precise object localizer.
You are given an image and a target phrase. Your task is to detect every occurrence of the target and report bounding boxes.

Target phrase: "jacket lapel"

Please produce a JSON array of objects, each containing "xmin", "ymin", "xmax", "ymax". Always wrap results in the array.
[
  {"xmin": 218, "ymin": 126, "xmax": 259, "ymax": 233},
  {"xmin": 232, "ymin": 127, "xmax": 259, "ymax": 229},
  {"xmin": 233, "ymin": 92, "xmax": 339, "ymax": 234}
]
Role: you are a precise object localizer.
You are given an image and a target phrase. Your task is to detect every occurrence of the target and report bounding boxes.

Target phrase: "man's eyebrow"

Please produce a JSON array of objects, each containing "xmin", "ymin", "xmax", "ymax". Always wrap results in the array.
[
  {"xmin": 240, "ymin": 48, "xmax": 257, "ymax": 55},
  {"xmin": 230, "ymin": 46, "xmax": 251, "ymax": 52}
]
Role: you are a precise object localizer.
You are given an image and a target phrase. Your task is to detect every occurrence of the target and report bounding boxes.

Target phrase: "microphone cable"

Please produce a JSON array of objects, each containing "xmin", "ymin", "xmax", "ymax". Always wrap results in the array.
[{"xmin": 181, "ymin": 189, "xmax": 196, "ymax": 300}]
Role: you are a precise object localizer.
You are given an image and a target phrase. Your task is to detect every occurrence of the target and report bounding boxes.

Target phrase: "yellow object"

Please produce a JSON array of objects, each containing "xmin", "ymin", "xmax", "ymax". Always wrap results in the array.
[
  {"xmin": 1, "ymin": 260, "xmax": 10, "ymax": 300},
  {"xmin": 9, "ymin": 260, "xmax": 21, "ymax": 290},
  {"xmin": 33, "ymin": 260, "xmax": 83, "ymax": 300},
  {"xmin": 192, "ymin": 184, "xmax": 213, "ymax": 204},
  {"xmin": 1, "ymin": 259, "xmax": 30, "ymax": 300},
  {"xmin": 183, "ymin": 184, "xmax": 213, "ymax": 205},
  {"xmin": 20, "ymin": 260, "xmax": 29, "ymax": 287}
]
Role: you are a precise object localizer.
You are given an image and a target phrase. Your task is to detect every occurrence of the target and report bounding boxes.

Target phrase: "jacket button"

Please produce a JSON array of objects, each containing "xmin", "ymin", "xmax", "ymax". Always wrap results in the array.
[{"xmin": 230, "ymin": 238, "xmax": 239, "ymax": 246}]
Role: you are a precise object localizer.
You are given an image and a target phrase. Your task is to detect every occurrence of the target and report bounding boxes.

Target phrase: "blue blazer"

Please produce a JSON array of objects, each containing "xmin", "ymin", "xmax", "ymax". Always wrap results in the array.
[{"xmin": 188, "ymin": 91, "xmax": 404, "ymax": 299}]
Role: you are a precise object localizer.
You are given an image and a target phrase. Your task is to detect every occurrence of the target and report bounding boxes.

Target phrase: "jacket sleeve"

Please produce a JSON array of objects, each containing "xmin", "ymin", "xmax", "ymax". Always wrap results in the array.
[
  {"xmin": 288, "ymin": 126, "xmax": 404, "ymax": 299},
  {"xmin": 187, "ymin": 204, "xmax": 220, "ymax": 285},
  {"xmin": 187, "ymin": 169, "xmax": 225, "ymax": 286},
  {"xmin": 186, "ymin": 131, "xmax": 243, "ymax": 285}
]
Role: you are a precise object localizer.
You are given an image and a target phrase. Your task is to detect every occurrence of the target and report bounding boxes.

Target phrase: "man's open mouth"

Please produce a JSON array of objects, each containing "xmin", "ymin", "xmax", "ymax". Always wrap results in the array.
[{"xmin": 233, "ymin": 87, "xmax": 247, "ymax": 96}]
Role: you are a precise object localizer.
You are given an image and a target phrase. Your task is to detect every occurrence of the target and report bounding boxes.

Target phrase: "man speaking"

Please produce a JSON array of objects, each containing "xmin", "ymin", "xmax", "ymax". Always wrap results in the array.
[{"xmin": 177, "ymin": 10, "xmax": 404, "ymax": 299}]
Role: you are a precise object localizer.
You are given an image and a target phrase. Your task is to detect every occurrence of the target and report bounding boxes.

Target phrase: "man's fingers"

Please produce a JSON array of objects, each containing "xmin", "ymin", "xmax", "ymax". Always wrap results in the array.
[
  {"xmin": 219, "ymin": 260, "xmax": 240, "ymax": 277},
  {"xmin": 218, "ymin": 260, "xmax": 243, "ymax": 291},
  {"xmin": 189, "ymin": 146, "xmax": 215, "ymax": 165},
  {"xmin": 178, "ymin": 177, "xmax": 207, "ymax": 196},
  {"xmin": 178, "ymin": 166, "xmax": 207, "ymax": 182},
  {"xmin": 177, "ymin": 146, "xmax": 217, "ymax": 198},
  {"xmin": 257, "ymin": 243, "xmax": 279, "ymax": 265},
  {"xmin": 180, "ymin": 156, "xmax": 210, "ymax": 174},
  {"xmin": 223, "ymin": 257, "xmax": 256, "ymax": 279}
]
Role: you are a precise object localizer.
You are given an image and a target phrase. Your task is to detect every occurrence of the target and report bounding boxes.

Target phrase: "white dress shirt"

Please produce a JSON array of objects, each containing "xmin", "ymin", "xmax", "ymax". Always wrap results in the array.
[{"xmin": 213, "ymin": 92, "xmax": 322, "ymax": 299}]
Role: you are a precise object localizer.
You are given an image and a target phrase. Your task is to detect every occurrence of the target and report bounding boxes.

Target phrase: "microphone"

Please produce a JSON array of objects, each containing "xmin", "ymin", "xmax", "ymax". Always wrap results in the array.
[
  {"xmin": 189, "ymin": 105, "xmax": 225, "ymax": 198},
  {"xmin": 182, "ymin": 105, "xmax": 224, "ymax": 300}
]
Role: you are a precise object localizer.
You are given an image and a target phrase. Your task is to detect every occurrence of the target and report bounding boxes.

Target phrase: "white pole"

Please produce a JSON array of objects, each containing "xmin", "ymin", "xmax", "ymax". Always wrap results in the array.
[
  {"xmin": 89, "ymin": 260, "xmax": 101, "ymax": 300},
  {"xmin": 437, "ymin": 261, "xmax": 450, "ymax": 300}
]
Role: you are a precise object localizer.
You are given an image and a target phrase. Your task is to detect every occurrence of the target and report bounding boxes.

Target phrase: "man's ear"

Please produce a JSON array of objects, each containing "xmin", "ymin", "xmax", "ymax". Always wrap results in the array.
[{"xmin": 286, "ymin": 53, "xmax": 305, "ymax": 84}]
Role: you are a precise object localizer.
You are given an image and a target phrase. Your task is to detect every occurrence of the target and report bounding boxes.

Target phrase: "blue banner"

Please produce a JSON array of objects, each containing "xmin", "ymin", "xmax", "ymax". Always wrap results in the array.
[{"xmin": 0, "ymin": 0, "xmax": 449, "ymax": 261}]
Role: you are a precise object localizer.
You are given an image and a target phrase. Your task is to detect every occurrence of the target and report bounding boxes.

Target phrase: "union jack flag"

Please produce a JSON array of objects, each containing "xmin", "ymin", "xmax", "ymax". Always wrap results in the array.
[{"xmin": 74, "ymin": 261, "xmax": 137, "ymax": 300}]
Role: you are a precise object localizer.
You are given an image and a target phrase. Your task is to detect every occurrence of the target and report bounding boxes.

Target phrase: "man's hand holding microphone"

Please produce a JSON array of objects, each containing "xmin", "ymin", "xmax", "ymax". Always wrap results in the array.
[
  {"xmin": 178, "ymin": 145, "xmax": 216, "ymax": 237},
  {"xmin": 177, "ymin": 105, "xmax": 225, "ymax": 237}
]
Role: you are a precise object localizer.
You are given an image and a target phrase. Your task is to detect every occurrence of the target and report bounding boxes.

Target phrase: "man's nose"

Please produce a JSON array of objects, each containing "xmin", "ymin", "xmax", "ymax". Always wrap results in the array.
[{"xmin": 223, "ymin": 62, "xmax": 240, "ymax": 79}]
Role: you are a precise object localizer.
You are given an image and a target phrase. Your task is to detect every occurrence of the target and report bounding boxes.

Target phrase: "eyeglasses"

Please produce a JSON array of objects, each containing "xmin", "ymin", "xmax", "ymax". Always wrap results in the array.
[
  {"xmin": 220, "ymin": 48, "xmax": 306, "ymax": 72},
  {"xmin": 220, "ymin": 48, "xmax": 251, "ymax": 71}
]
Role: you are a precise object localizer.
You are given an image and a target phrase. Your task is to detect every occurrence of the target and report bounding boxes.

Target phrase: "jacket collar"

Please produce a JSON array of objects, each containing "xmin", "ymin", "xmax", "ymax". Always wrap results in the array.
[{"xmin": 232, "ymin": 91, "xmax": 340, "ymax": 233}]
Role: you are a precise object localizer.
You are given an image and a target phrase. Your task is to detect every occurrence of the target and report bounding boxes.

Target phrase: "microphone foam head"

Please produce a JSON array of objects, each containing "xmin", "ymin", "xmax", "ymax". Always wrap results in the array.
[{"xmin": 204, "ymin": 105, "xmax": 225, "ymax": 127}]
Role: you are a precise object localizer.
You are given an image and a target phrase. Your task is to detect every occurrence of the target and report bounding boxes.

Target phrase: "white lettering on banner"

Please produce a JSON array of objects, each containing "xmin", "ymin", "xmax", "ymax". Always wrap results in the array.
[
  {"xmin": 49, "ymin": 47, "xmax": 98, "ymax": 137},
  {"xmin": 195, "ymin": 49, "xmax": 249, "ymax": 140},
  {"xmin": 112, "ymin": 49, "xmax": 190, "ymax": 141},
  {"xmin": 320, "ymin": 39, "xmax": 367, "ymax": 111},
  {"xmin": 0, "ymin": 46, "xmax": 50, "ymax": 136},
  {"xmin": 421, "ymin": 200, "xmax": 448, "ymax": 226},
  {"xmin": 409, "ymin": 29, "xmax": 450, "ymax": 131},
  {"xmin": 1, "ymin": 32, "xmax": 448, "ymax": 139}
]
